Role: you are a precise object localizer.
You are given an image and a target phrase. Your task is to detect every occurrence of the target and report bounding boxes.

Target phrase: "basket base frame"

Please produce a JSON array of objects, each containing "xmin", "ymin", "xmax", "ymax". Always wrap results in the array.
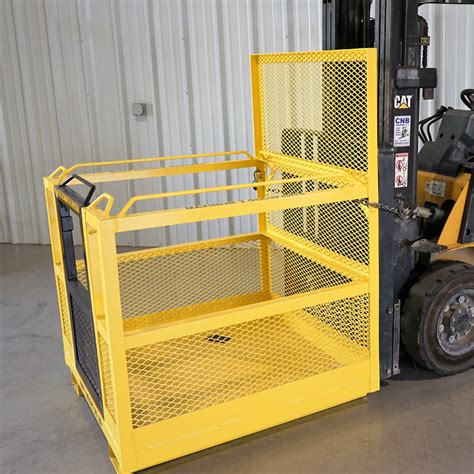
[{"xmin": 131, "ymin": 359, "xmax": 371, "ymax": 471}]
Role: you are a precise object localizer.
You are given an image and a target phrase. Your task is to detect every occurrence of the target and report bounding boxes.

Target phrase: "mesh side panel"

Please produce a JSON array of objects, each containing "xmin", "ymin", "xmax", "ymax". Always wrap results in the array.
[
  {"xmin": 70, "ymin": 295, "xmax": 101, "ymax": 403},
  {"xmin": 117, "ymin": 235, "xmax": 361, "ymax": 331},
  {"xmin": 98, "ymin": 335, "xmax": 116, "ymax": 421},
  {"xmin": 126, "ymin": 294, "xmax": 369, "ymax": 428},
  {"xmin": 256, "ymin": 50, "xmax": 369, "ymax": 175},
  {"xmin": 307, "ymin": 296, "xmax": 370, "ymax": 348},
  {"xmin": 269, "ymin": 241, "xmax": 352, "ymax": 296},
  {"xmin": 267, "ymin": 200, "xmax": 369, "ymax": 275},
  {"xmin": 118, "ymin": 238, "xmax": 265, "ymax": 330},
  {"xmin": 57, "ymin": 278, "xmax": 72, "ymax": 343}
]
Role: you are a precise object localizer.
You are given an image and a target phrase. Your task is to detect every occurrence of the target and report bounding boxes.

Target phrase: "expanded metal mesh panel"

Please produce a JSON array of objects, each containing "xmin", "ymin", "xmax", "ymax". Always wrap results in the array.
[
  {"xmin": 267, "ymin": 200, "xmax": 369, "ymax": 276},
  {"xmin": 57, "ymin": 278, "xmax": 72, "ymax": 343},
  {"xmin": 126, "ymin": 294, "xmax": 369, "ymax": 428},
  {"xmin": 269, "ymin": 241, "xmax": 352, "ymax": 296},
  {"xmin": 70, "ymin": 294, "xmax": 101, "ymax": 404},
  {"xmin": 118, "ymin": 238, "xmax": 265, "ymax": 330},
  {"xmin": 255, "ymin": 50, "xmax": 369, "ymax": 175},
  {"xmin": 98, "ymin": 335, "xmax": 116, "ymax": 421},
  {"xmin": 117, "ymin": 232, "xmax": 364, "ymax": 332}
]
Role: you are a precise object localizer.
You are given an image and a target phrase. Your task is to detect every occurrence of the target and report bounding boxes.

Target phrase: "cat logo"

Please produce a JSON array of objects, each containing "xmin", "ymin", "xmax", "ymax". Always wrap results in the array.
[{"xmin": 394, "ymin": 94, "xmax": 413, "ymax": 109}]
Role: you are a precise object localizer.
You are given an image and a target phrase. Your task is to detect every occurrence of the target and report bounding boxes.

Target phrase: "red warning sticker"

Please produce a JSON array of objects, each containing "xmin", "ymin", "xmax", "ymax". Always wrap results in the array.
[{"xmin": 394, "ymin": 152, "xmax": 408, "ymax": 188}]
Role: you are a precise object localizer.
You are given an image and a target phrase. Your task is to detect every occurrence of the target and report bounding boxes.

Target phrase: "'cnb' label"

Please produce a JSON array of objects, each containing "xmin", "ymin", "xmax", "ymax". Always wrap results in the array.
[{"xmin": 393, "ymin": 115, "xmax": 411, "ymax": 147}]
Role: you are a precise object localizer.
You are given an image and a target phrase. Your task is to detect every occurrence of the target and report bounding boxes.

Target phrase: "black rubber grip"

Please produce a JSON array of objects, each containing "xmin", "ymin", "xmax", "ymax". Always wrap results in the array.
[{"xmin": 59, "ymin": 173, "xmax": 96, "ymax": 208}]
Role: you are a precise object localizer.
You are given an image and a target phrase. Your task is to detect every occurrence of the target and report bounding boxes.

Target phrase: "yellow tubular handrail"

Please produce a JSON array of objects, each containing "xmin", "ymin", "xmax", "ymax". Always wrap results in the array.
[
  {"xmin": 89, "ymin": 193, "xmax": 115, "ymax": 217},
  {"xmin": 57, "ymin": 151, "xmax": 255, "ymax": 183},
  {"xmin": 49, "ymin": 166, "xmax": 67, "ymax": 179},
  {"xmin": 117, "ymin": 174, "xmax": 343, "ymax": 217}
]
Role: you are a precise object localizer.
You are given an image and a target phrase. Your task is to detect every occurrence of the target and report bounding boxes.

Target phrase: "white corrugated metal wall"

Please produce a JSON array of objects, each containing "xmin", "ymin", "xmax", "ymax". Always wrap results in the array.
[{"xmin": 1, "ymin": 0, "xmax": 473, "ymax": 245}]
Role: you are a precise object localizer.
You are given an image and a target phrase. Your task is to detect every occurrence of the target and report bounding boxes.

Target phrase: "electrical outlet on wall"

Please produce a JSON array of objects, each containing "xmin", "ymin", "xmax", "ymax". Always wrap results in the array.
[{"xmin": 132, "ymin": 103, "xmax": 147, "ymax": 116}]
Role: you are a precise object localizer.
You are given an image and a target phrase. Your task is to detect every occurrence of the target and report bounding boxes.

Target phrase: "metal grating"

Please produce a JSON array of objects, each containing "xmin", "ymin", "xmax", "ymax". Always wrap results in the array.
[
  {"xmin": 126, "ymin": 294, "xmax": 370, "ymax": 428},
  {"xmin": 98, "ymin": 334, "xmax": 116, "ymax": 421},
  {"xmin": 267, "ymin": 199, "xmax": 370, "ymax": 277},
  {"xmin": 70, "ymin": 295, "xmax": 101, "ymax": 404},
  {"xmin": 118, "ymin": 238, "xmax": 265, "ymax": 330},
  {"xmin": 256, "ymin": 50, "xmax": 369, "ymax": 175},
  {"xmin": 117, "ymin": 231, "xmax": 363, "ymax": 332},
  {"xmin": 57, "ymin": 278, "xmax": 72, "ymax": 343},
  {"xmin": 269, "ymin": 240, "xmax": 352, "ymax": 297}
]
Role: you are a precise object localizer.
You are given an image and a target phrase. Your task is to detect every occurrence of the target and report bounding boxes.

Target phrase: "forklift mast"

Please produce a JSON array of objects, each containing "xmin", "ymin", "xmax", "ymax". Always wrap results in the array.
[{"xmin": 322, "ymin": 0, "xmax": 473, "ymax": 378}]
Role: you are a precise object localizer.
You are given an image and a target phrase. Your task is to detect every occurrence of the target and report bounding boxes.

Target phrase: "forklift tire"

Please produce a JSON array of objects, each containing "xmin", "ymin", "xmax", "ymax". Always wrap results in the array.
[{"xmin": 401, "ymin": 262, "xmax": 474, "ymax": 375}]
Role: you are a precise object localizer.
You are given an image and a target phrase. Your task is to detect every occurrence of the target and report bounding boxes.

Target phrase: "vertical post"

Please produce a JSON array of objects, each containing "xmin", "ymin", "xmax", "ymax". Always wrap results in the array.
[
  {"xmin": 94, "ymin": 217, "xmax": 136, "ymax": 472},
  {"xmin": 43, "ymin": 178, "xmax": 75, "ymax": 366},
  {"xmin": 366, "ymin": 48, "xmax": 381, "ymax": 392},
  {"xmin": 251, "ymin": 54, "xmax": 272, "ymax": 297},
  {"xmin": 81, "ymin": 212, "xmax": 110, "ymax": 425},
  {"xmin": 376, "ymin": 0, "xmax": 424, "ymax": 377}
]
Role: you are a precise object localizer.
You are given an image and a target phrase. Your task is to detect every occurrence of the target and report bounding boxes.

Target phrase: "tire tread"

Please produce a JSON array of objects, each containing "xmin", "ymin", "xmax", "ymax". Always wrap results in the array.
[{"xmin": 401, "ymin": 262, "xmax": 473, "ymax": 375}]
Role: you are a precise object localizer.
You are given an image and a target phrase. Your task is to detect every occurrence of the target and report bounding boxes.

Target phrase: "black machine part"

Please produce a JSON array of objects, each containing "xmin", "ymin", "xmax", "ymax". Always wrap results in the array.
[
  {"xmin": 322, "ymin": 0, "xmax": 474, "ymax": 379},
  {"xmin": 402, "ymin": 262, "xmax": 474, "ymax": 375},
  {"xmin": 418, "ymin": 109, "xmax": 474, "ymax": 177},
  {"xmin": 55, "ymin": 176, "xmax": 102, "ymax": 412},
  {"xmin": 460, "ymin": 88, "xmax": 474, "ymax": 110}
]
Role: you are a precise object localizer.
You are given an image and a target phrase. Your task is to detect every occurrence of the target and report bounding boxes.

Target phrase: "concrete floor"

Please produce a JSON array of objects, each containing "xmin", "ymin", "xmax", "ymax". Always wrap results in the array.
[{"xmin": 0, "ymin": 243, "xmax": 473, "ymax": 474}]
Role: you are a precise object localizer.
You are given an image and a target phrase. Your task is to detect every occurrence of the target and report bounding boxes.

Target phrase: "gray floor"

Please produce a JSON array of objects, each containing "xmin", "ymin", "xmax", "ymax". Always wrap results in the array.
[{"xmin": 0, "ymin": 243, "xmax": 473, "ymax": 474}]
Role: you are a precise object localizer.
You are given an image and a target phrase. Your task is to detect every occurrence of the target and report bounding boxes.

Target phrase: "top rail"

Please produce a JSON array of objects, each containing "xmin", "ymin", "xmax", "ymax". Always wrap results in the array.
[
  {"xmin": 50, "ymin": 150, "xmax": 255, "ymax": 183},
  {"xmin": 117, "ymin": 173, "xmax": 347, "ymax": 216}
]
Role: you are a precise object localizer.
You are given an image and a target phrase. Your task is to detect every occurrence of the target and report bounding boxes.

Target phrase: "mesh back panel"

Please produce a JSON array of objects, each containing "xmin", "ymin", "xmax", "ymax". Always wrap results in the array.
[{"xmin": 256, "ymin": 50, "xmax": 369, "ymax": 175}]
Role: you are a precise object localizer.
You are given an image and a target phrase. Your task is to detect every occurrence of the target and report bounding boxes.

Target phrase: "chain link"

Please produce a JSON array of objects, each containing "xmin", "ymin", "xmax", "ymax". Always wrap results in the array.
[
  {"xmin": 356, "ymin": 198, "xmax": 414, "ymax": 220},
  {"xmin": 186, "ymin": 194, "xmax": 416, "ymax": 219}
]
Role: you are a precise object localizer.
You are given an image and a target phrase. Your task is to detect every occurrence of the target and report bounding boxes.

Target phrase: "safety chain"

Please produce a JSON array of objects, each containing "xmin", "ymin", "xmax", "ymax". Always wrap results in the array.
[
  {"xmin": 185, "ymin": 193, "xmax": 416, "ymax": 219},
  {"xmin": 356, "ymin": 198, "xmax": 414, "ymax": 220}
]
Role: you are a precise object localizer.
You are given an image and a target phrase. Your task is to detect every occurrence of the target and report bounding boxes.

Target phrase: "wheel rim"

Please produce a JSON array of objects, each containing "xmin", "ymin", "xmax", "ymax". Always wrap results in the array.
[{"xmin": 436, "ymin": 289, "xmax": 474, "ymax": 357}]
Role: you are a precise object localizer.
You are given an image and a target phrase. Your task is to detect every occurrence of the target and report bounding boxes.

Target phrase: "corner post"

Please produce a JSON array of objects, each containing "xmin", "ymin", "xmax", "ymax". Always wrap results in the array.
[{"xmin": 95, "ymin": 218, "xmax": 136, "ymax": 473}]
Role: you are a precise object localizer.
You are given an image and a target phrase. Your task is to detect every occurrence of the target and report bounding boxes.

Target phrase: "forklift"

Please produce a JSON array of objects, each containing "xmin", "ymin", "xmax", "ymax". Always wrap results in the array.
[{"xmin": 323, "ymin": 0, "xmax": 474, "ymax": 376}]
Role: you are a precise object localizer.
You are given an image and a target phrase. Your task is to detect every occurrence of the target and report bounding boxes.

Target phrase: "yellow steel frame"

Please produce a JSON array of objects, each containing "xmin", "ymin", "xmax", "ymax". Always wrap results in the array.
[{"xmin": 44, "ymin": 49, "xmax": 379, "ymax": 473}]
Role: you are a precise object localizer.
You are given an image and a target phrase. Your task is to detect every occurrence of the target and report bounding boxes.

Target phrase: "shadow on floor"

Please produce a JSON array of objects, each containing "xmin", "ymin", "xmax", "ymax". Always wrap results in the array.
[{"xmin": 391, "ymin": 354, "xmax": 442, "ymax": 381}]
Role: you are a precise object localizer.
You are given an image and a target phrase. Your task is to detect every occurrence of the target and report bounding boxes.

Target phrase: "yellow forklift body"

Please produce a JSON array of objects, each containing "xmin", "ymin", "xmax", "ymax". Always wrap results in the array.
[
  {"xmin": 44, "ymin": 49, "xmax": 379, "ymax": 473},
  {"xmin": 417, "ymin": 170, "xmax": 474, "ymax": 254},
  {"xmin": 417, "ymin": 170, "xmax": 469, "ymax": 208}
]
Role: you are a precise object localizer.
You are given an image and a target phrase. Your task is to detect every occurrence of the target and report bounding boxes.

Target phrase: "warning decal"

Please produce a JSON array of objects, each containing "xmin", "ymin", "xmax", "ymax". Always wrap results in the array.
[
  {"xmin": 394, "ymin": 115, "xmax": 411, "ymax": 147},
  {"xmin": 395, "ymin": 153, "xmax": 408, "ymax": 188}
]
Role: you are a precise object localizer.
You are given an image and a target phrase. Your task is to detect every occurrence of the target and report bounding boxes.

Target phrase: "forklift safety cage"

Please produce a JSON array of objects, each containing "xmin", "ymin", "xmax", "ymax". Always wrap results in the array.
[{"xmin": 44, "ymin": 48, "xmax": 379, "ymax": 473}]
